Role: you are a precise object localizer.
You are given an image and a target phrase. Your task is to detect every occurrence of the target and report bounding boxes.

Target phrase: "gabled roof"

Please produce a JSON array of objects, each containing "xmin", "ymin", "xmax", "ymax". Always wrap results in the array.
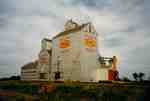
[
  {"xmin": 53, "ymin": 22, "xmax": 90, "ymax": 39},
  {"xmin": 21, "ymin": 60, "xmax": 38, "ymax": 70},
  {"xmin": 42, "ymin": 38, "xmax": 52, "ymax": 42}
]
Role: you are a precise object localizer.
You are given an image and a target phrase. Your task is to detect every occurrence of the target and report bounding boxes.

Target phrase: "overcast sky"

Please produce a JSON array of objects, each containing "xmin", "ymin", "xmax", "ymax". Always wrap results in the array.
[{"xmin": 0, "ymin": 0, "xmax": 150, "ymax": 79}]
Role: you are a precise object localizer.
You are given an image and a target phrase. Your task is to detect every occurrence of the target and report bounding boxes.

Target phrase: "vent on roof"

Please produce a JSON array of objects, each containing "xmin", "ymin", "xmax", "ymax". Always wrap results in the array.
[
  {"xmin": 64, "ymin": 19, "xmax": 79, "ymax": 30},
  {"xmin": 81, "ymin": 22, "xmax": 96, "ymax": 33}
]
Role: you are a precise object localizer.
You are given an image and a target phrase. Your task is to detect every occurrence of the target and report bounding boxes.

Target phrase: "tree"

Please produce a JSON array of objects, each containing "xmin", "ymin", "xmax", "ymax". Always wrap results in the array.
[
  {"xmin": 139, "ymin": 72, "xmax": 144, "ymax": 81},
  {"xmin": 132, "ymin": 72, "xmax": 145, "ymax": 81},
  {"xmin": 148, "ymin": 76, "xmax": 150, "ymax": 81},
  {"xmin": 0, "ymin": 75, "xmax": 20, "ymax": 81},
  {"xmin": 132, "ymin": 72, "xmax": 138, "ymax": 81},
  {"xmin": 122, "ymin": 76, "xmax": 130, "ymax": 81}
]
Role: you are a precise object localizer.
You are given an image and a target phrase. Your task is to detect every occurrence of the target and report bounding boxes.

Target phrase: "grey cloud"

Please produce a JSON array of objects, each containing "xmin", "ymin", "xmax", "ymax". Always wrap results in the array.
[
  {"xmin": 104, "ymin": 37, "xmax": 125, "ymax": 48},
  {"xmin": 0, "ymin": 0, "xmax": 17, "ymax": 16},
  {"xmin": 0, "ymin": 17, "xmax": 8, "ymax": 28},
  {"xmin": 78, "ymin": 0, "xmax": 111, "ymax": 8},
  {"xmin": 0, "ymin": 0, "xmax": 60, "ymax": 16},
  {"xmin": 0, "ymin": 14, "xmax": 65, "ymax": 77},
  {"xmin": 127, "ymin": 43, "xmax": 150, "ymax": 66},
  {"xmin": 64, "ymin": 0, "xmax": 112, "ymax": 10},
  {"xmin": 0, "ymin": 0, "xmax": 150, "ymax": 79},
  {"xmin": 110, "ymin": 0, "xmax": 145, "ymax": 13}
]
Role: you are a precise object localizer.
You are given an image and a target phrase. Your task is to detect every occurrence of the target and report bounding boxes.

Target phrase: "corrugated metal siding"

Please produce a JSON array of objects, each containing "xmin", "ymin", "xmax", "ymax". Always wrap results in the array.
[
  {"xmin": 51, "ymin": 31, "xmax": 101, "ymax": 82},
  {"xmin": 41, "ymin": 39, "xmax": 52, "ymax": 50},
  {"xmin": 21, "ymin": 68, "xmax": 39, "ymax": 80},
  {"xmin": 51, "ymin": 32, "xmax": 81, "ymax": 81},
  {"xmin": 79, "ymin": 32, "xmax": 100, "ymax": 82},
  {"xmin": 99, "ymin": 69, "xmax": 108, "ymax": 80},
  {"xmin": 36, "ymin": 50, "xmax": 51, "ymax": 80},
  {"xmin": 108, "ymin": 70, "xmax": 118, "ymax": 80}
]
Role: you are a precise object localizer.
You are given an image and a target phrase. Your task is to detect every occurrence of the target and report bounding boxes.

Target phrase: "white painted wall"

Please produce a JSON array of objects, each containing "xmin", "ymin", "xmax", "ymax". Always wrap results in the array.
[
  {"xmin": 51, "ymin": 31, "xmax": 82, "ymax": 81},
  {"xmin": 21, "ymin": 68, "xmax": 38, "ymax": 80},
  {"xmin": 51, "ymin": 30, "xmax": 102, "ymax": 82},
  {"xmin": 79, "ymin": 31, "xmax": 100, "ymax": 82},
  {"xmin": 98, "ymin": 69, "xmax": 108, "ymax": 80}
]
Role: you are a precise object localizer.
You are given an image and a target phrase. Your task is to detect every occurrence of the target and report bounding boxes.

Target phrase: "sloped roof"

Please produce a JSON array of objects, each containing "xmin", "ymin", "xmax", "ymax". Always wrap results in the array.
[
  {"xmin": 43, "ymin": 38, "xmax": 52, "ymax": 42},
  {"xmin": 53, "ymin": 22, "xmax": 90, "ymax": 39},
  {"xmin": 21, "ymin": 60, "xmax": 38, "ymax": 70}
]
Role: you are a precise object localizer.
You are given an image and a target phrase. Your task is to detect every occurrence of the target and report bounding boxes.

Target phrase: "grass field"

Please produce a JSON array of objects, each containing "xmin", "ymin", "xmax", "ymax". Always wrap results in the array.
[{"xmin": 0, "ymin": 80, "xmax": 150, "ymax": 101}]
